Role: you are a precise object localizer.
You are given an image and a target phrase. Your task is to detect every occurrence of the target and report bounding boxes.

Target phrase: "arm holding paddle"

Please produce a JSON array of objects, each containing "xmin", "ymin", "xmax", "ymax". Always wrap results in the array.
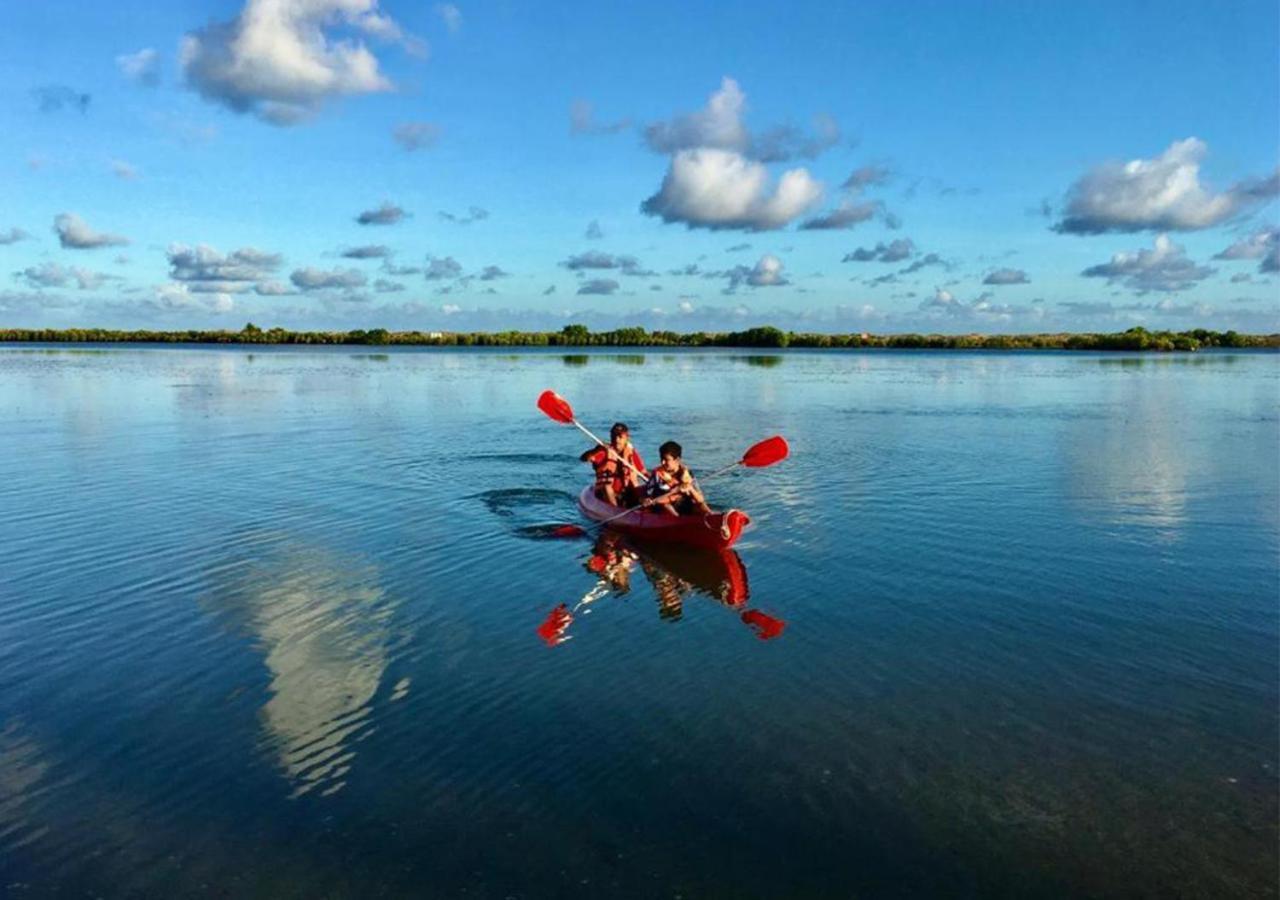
[
  {"xmin": 538, "ymin": 391, "xmax": 646, "ymax": 480},
  {"xmin": 600, "ymin": 435, "xmax": 788, "ymax": 526},
  {"xmin": 641, "ymin": 467, "xmax": 711, "ymax": 516}
]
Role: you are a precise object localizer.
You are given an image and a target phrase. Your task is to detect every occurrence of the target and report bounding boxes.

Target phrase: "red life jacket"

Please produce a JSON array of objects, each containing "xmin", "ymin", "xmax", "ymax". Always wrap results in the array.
[{"xmin": 588, "ymin": 445, "xmax": 644, "ymax": 494}]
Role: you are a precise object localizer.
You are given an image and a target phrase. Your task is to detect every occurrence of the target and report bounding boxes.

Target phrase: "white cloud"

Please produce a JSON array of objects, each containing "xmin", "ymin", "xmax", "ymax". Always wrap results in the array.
[
  {"xmin": 33, "ymin": 85, "xmax": 90, "ymax": 114},
  {"xmin": 154, "ymin": 281, "xmax": 235, "ymax": 313},
  {"xmin": 983, "ymin": 268, "xmax": 1030, "ymax": 285},
  {"xmin": 53, "ymin": 213, "xmax": 129, "ymax": 249},
  {"xmin": 577, "ymin": 278, "xmax": 619, "ymax": 295},
  {"xmin": 180, "ymin": 0, "xmax": 419, "ymax": 125},
  {"xmin": 254, "ymin": 280, "xmax": 296, "ymax": 295},
  {"xmin": 725, "ymin": 254, "xmax": 788, "ymax": 291},
  {"xmin": 899, "ymin": 253, "xmax": 946, "ymax": 274},
  {"xmin": 1214, "ymin": 226, "xmax": 1278, "ymax": 260},
  {"xmin": 15, "ymin": 262, "xmax": 114, "ymax": 291},
  {"xmin": 435, "ymin": 3, "xmax": 462, "ymax": 34},
  {"xmin": 746, "ymin": 254, "xmax": 786, "ymax": 286},
  {"xmin": 290, "ymin": 266, "xmax": 367, "ymax": 290},
  {"xmin": 843, "ymin": 239, "xmax": 914, "ymax": 263},
  {"xmin": 425, "ymin": 256, "xmax": 463, "ymax": 280},
  {"xmin": 1153, "ymin": 297, "xmax": 1214, "ymax": 318},
  {"xmin": 560, "ymin": 251, "xmax": 653, "ymax": 276},
  {"xmin": 751, "ymin": 115, "xmax": 841, "ymax": 163},
  {"xmin": 111, "ymin": 159, "xmax": 139, "ymax": 180},
  {"xmin": 438, "ymin": 206, "xmax": 489, "ymax": 225},
  {"xmin": 643, "ymin": 77, "xmax": 839, "ymax": 162},
  {"xmin": 800, "ymin": 199, "xmax": 879, "ymax": 231},
  {"xmin": 645, "ymin": 77, "xmax": 750, "ymax": 155},
  {"xmin": 843, "ymin": 165, "xmax": 891, "ymax": 189},
  {"xmin": 638, "ymin": 79, "xmax": 840, "ymax": 231},
  {"xmin": 1056, "ymin": 138, "xmax": 1280, "ymax": 234},
  {"xmin": 921, "ymin": 287, "xmax": 959, "ymax": 310},
  {"xmin": 392, "ymin": 121, "xmax": 440, "ymax": 151},
  {"xmin": 1214, "ymin": 226, "xmax": 1280, "ymax": 273},
  {"xmin": 1081, "ymin": 234, "xmax": 1215, "ymax": 292},
  {"xmin": 356, "ymin": 202, "xmax": 408, "ymax": 225},
  {"xmin": 168, "ymin": 243, "xmax": 282, "ymax": 292},
  {"xmin": 0, "ymin": 227, "xmax": 30, "ymax": 245},
  {"xmin": 569, "ymin": 99, "xmax": 631, "ymax": 136},
  {"xmin": 919, "ymin": 287, "xmax": 1024, "ymax": 319},
  {"xmin": 642, "ymin": 148, "xmax": 822, "ymax": 231},
  {"xmin": 340, "ymin": 244, "xmax": 391, "ymax": 259},
  {"xmin": 116, "ymin": 48, "xmax": 160, "ymax": 86}
]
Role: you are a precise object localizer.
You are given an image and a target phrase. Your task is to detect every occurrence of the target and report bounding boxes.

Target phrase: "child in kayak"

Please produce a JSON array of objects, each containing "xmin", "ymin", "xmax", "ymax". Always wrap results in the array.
[
  {"xmin": 580, "ymin": 422, "xmax": 646, "ymax": 506},
  {"xmin": 642, "ymin": 441, "xmax": 712, "ymax": 516}
]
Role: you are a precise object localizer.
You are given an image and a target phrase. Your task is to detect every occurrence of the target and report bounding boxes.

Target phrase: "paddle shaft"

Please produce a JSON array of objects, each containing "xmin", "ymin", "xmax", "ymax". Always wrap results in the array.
[
  {"xmin": 573, "ymin": 420, "xmax": 646, "ymax": 479},
  {"xmin": 594, "ymin": 466, "xmax": 728, "ymax": 526}
]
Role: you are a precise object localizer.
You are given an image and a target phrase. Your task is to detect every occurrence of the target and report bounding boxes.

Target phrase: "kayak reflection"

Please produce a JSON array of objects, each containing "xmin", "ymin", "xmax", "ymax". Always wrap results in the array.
[{"xmin": 536, "ymin": 530, "xmax": 786, "ymax": 645}]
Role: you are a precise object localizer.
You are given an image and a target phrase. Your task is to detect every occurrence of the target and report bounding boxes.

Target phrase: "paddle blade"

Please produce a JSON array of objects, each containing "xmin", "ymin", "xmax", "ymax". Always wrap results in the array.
[
  {"xmin": 742, "ymin": 435, "xmax": 789, "ymax": 468},
  {"xmin": 536, "ymin": 390, "xmax": 575, "ymax": 424},
  {"xmin": 742, "ymin": 609, "xmax": 787, "ymax": 641},
  {"xmin": 537, "ymin": 604, "xmax": 574, "ymax": 646}
]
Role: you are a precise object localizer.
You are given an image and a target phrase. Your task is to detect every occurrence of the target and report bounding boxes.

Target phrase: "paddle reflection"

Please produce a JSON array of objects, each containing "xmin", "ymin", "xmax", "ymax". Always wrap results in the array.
[{"xmin": 536, "ymin": 530, "xmax": 785, "ymax": 644}]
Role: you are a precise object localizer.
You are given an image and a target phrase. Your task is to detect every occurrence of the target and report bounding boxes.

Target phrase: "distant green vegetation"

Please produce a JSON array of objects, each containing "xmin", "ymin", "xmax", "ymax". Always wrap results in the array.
[{"xmin": 1, "ymin": 323, "xmax": 1276, "ymax": 351}]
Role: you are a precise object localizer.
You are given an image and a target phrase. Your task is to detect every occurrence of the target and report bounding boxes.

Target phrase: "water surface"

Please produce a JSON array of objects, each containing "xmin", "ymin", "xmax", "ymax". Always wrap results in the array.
[{"xmin": 1, "ymin": 346, "xmax": 1276, "ymax": 898}]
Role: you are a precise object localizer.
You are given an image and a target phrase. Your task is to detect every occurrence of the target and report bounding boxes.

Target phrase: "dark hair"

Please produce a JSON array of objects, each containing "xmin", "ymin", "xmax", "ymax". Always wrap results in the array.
[
  {"xmin": 659, "ymin": 440, "xmax": 682, "ymax": 459},
  {"xmin": 610, "ymin": 422, "xmax": 629, "ymax": 439}
]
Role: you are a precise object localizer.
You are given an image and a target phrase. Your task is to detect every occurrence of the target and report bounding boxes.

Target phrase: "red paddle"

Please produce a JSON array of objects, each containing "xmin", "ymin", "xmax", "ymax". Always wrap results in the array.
[
  {"xmin": 741, "ymin": 608, "xmax": 787, "ymax": 640},
  {"xmin": 595, "ymin": 434, "xmax": 790, "ymax": 526},
  {"xmin": 701, "ymin": 435, "xmax": 790, "ymax": 481},
  {"xmin": 536, "ymin": 603, "xmax": 574, "ymax": 646},
  {"xmin": 537, "ymin": 390, "xmax": 646, "ymax": 478},
  {"xmin": 535, "ymin": 389, "xmax": 575, "ymax": 425}
]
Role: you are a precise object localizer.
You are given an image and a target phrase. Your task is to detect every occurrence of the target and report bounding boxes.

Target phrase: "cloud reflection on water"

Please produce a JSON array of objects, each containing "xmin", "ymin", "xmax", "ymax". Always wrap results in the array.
[
  {"xmin": 208, "ymin": 535, "xmax": 402, "ymax": 798},
  {"xmin": 1061, "ymin": 373, "xmax": 1194, "ymax": 543}
]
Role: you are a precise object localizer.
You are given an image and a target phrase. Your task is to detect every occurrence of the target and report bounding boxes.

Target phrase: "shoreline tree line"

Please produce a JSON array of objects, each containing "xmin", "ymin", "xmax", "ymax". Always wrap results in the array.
[{"xmin": 0, "ymin": 323, "xmax": 1275, "ymax": 351}]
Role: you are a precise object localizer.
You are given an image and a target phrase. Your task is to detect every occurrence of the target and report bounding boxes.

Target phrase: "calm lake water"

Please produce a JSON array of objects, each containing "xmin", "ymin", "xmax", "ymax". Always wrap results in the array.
[{"xmin": 1, "ymin": 345, "xmax": 1276, "ymax": 898}]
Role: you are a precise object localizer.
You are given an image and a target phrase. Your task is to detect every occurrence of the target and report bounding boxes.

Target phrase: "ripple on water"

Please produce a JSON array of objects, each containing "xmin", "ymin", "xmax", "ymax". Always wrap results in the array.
[{"xmin": 0, "ymin": 346, "xmax": 1275, "ymax": 898}]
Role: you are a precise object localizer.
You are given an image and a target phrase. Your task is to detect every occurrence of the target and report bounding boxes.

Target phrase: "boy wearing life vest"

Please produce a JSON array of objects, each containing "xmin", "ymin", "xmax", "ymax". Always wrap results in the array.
[
  {"xmin": 580, "ymin": 422, "xmax": 646, "ymax": 506},
  {"xmin": 641, "ymin": 440, "xmax": 712, "ymax": 516}
]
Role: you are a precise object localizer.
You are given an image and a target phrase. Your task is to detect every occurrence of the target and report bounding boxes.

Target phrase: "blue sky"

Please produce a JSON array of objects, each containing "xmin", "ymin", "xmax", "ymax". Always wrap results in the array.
[{"xmin": 1, "ymin": 0, "xmax": 1277, "ymax": 333}]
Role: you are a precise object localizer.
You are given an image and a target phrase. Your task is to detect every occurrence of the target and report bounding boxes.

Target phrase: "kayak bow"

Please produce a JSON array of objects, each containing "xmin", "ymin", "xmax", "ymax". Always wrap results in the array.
[{"xmin": 578, "ymin": 486, "xmax": 750, "ymax": 551}]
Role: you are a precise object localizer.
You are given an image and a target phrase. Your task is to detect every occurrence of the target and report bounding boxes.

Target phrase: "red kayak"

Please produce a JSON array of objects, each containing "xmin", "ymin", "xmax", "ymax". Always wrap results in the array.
[{"xmin": 578, "ymin": 486, "xmax": 750, "ymax": 551}]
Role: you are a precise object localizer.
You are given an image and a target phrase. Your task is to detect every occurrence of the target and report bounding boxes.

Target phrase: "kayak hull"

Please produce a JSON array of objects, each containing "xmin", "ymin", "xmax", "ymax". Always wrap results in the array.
[{"xmin": 578, "ymin": 486, "xmax": 750, "ymax": 551}]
